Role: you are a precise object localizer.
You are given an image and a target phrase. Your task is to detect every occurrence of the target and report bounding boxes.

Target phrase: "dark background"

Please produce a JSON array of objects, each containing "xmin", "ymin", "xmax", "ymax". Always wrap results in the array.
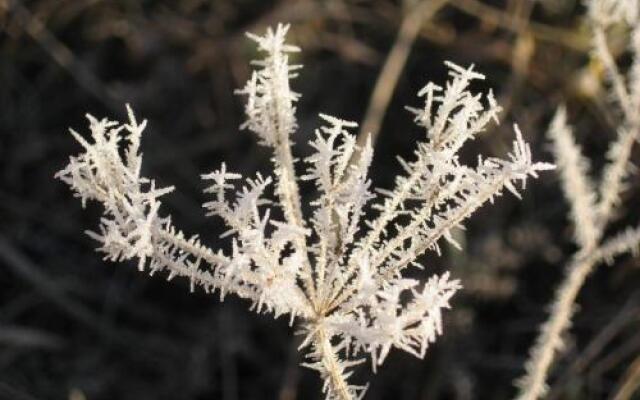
[{"xmin": 2, "ymin": 1, "xmax": 640, "ymax": 399}]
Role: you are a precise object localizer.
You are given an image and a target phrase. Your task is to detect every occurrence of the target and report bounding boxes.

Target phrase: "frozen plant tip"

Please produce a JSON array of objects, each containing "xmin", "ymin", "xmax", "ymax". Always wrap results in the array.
[{"xmin": 57, "ymin": 24, "xmax": 553, "ymax": 400}]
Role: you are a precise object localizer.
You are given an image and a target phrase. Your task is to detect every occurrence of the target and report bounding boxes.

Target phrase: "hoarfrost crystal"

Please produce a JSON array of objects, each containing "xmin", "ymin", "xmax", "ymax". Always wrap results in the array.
[{"xmin": 57, "ymin": 24, "xmax": 552, "ymax": 400}]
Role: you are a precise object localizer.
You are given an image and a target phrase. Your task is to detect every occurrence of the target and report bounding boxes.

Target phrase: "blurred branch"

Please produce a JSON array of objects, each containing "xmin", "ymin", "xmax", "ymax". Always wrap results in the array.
[
  {"xmin": 0, "ymin": 325, "xmax": 64, "ymax": 350},
  {"xmin": 449, "ymin": 0, "xmax": 589, "ymax": 52},
  {"xmin": 357, "ymin": 0, "xmax": 449, "ymax": 148},
  {"xmin": 548, "ymin": 294, "xmax": 640, "ymax": 399},
  {"xmin": 313, "ymin": 30, "xmax": 381, "ymax": 65},
  {"xmin": 187, "ymin": 0, "xmax": 324, "ymax": 71},
  {"xmin": 611, "ymin": 355, "xmax": 640, "ymax": 400},
  {"xmin": 0, "ymin": 235, "xmax": 119, "ymax": 340},
  {"xmin": 494, "ymin": 0, "xmax": 534, "ymax": 119},
  {"xmin": 589, "ymin": 332, "xmax": 640, "ymax": 383},
  {"xmin": 7, "ymin": 0, "xmax": 120, "ymax": 111}
]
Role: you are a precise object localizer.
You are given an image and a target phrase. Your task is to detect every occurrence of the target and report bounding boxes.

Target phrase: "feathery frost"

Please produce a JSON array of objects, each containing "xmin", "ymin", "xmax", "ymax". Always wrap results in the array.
[
  {"xmin": 516, "ymin": 2, "xmax": 640, "ymax": 399},
  {"xmin": 546, "ymin": 107, "xmax": 598, "ymax": 249},
  {"xmin": 57, "ymin": 24, "xmax": 552, "ymax": 400}
]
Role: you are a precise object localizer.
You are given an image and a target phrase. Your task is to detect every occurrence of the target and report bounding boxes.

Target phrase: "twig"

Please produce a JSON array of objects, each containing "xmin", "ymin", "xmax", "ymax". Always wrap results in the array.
[
  {"xmin": 0, "ymin": 235, "xmax": 120, "ymax": 340},
  {"xmin": 356, "ymin": 0, "xmax": 449, "ymax": 148},
  {"xmin": 0, "ymin": 325, "xmax": 64, "ymax": 349},
  {"xmin": 548, "ymin": 295, "xmax": 640, "ymax": 399},
  {"xmin": 611, "ymin": 355, "xmax": 640, "ymax": 400},
  {"xmin": 496, "ymin": 0, "xmax": 534, "ymax": 117},
  {"xmin": 7, "ymin": 0, "xmax": 120, "ymax": 111},
  {"xmin": 449, "ymin": 0, "xmax": 589, "ymax": 52},
  {"xmin": 590, "ymin": 334, "xmax": 640, "ymax": 381}
]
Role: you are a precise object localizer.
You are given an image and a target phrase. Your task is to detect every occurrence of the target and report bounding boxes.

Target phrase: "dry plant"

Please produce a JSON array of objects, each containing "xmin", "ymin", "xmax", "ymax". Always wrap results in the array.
[
  {"xmin": 516, "ymin": 1, "xmax": 640, "ymax": 399},
  {"xmin": 56, "ymin": 24, "xmax": 552, "ymax": 399}
]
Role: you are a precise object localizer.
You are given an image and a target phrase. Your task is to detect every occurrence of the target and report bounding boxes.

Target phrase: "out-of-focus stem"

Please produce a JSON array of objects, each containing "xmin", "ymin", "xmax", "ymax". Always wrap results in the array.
[
  {"xmin": 356, "ymin": 0, "xmax": 449, "ymax": 148},
  {"xmin": 516, "ymin": 254, "xmax": 598, "ymax": 400}
]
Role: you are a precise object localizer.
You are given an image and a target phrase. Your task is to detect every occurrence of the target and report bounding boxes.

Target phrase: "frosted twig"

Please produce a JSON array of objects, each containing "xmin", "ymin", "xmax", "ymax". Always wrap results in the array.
[{"xmin": 58, "ymin": 24, "xmax": 551, "ymax": 400}]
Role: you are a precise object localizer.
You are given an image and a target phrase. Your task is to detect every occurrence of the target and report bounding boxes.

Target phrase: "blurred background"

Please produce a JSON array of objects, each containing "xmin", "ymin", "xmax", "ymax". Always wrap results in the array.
[{"xmin": 2, "ymin": 0, "xmax": 640, "ymax": 399}]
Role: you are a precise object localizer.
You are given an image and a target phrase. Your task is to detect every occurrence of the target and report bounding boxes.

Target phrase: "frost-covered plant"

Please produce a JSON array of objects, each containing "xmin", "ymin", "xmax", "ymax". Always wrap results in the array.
[
  {"xmin": 56, "ymin": 24, "xmax": 552, "ymax": 400},
  {"xmin": 516, "ymin": 1, "xmax": 640, "ymax": 399}
]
